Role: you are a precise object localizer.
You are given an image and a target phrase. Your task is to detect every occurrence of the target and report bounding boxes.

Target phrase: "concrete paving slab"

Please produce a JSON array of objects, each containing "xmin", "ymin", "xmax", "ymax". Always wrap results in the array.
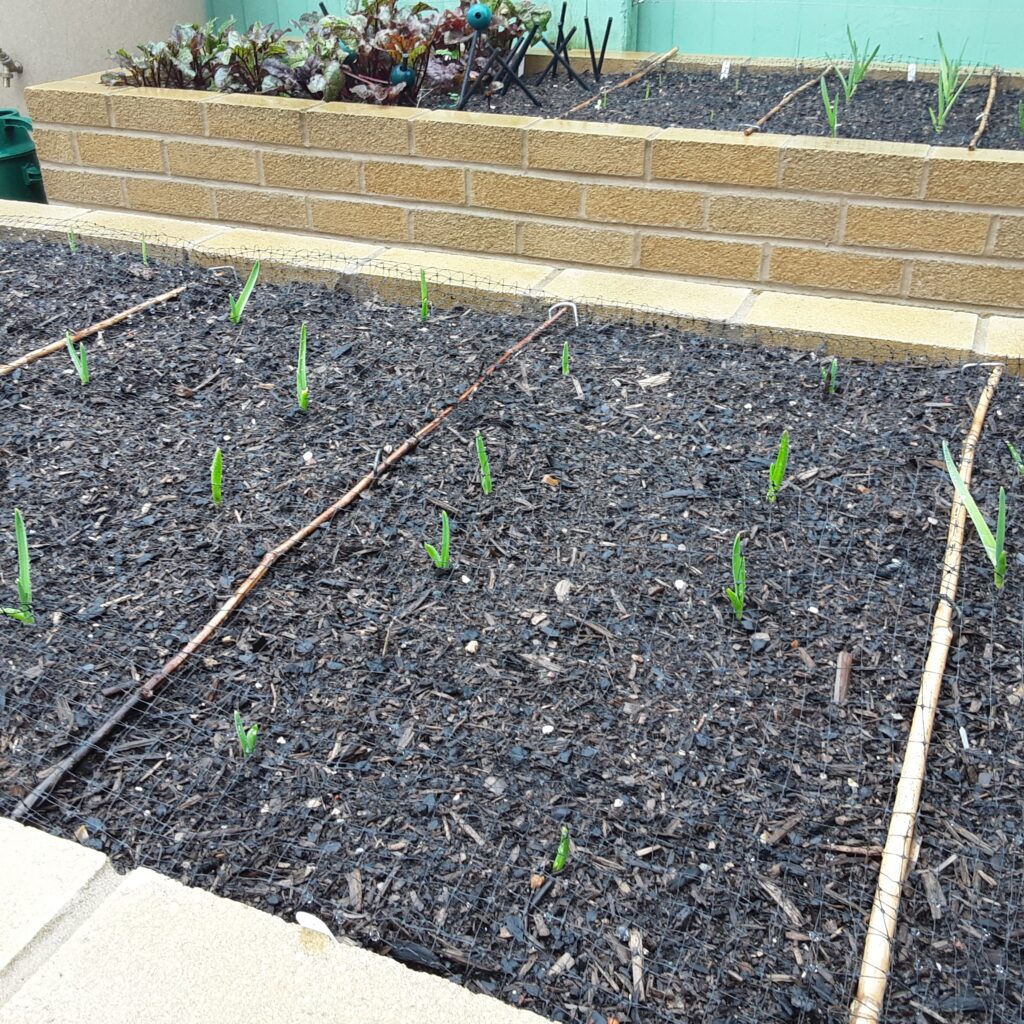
[
  {"xmin": 985, "ymin": 315, "xmax": 1024, "ymax": 359},
  {"xmin": 0, "ymin": 867, "xmax": 550, "ymax": 1024}
]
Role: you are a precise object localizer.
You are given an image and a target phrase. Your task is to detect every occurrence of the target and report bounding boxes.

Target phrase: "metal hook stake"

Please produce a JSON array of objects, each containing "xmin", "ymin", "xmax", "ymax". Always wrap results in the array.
[{"xmin": 548, "ymin": 301, "xmax": 580, "ymax": 326}]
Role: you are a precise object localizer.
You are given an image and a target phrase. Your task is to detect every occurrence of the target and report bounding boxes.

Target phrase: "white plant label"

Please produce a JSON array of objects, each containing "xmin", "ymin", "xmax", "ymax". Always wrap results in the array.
[
  {"xmin": 907, "ymin": 63, "xmax": 917, "ymax": 82},
  {"xmin": 720, "ymin": 60, "xmax": 731, "ymax": 80}
]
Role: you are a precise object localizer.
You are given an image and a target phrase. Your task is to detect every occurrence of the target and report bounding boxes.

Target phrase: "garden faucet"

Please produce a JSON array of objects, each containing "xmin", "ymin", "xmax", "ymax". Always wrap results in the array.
[{"xmin": 0, "ymin": 46, "xmax": 23, "ymax": 87}]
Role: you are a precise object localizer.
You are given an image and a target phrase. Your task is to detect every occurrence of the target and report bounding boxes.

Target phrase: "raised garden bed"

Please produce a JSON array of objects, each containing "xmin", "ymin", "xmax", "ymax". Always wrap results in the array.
[{"xmin": 2, "ymin": 238, "xmax": 1023, "ymax": 1024}]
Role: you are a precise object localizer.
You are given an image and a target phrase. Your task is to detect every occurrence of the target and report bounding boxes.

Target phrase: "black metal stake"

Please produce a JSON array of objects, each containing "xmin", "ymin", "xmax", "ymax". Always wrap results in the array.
[
  {"xmin": 550, "ymin": 2, "xmax": 567, "ymax": 79},
  {"xmin": 598, "ymin": 17, "xmax": 613, "ymax": 79},
  {"xmin": 584, "ymin": 17, "xmax": 599, "ymax": 81},
  {"xmin": 494, "ymin": 24, "xmax": 538, "ymax": 91},
  {"xmin": 538, "ymin": 26, "xmax": 590, "ymax": 91},
  {"xmin": 455, "ymin": 29, "xmax": 481, "ymax": 110}
]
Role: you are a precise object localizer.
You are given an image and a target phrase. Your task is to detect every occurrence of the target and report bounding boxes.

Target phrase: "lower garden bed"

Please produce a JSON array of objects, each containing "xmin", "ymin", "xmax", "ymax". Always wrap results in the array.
[{"xmin": 1, "ymin": 239, "xmax": 1023, "ymax": 1024}]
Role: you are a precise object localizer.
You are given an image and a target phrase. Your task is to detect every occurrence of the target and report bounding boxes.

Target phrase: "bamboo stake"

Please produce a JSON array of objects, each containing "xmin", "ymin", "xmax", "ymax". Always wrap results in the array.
[
  {"xmin": 850, "ymin": 364, "xmax": 1003, "ymax": 1024},
  {"xmin": 744, "ymin": 67, "xmax": 835, "ymax": 136},
  {"xmin": 11, "ymin": 305, "xmax": 569, "ymax": 822},
  {"xmin": 562, "ymin": 47, "xmax": 679, "ymax": 118},
  {"xmin": 967, "ymin": 67, "xmax": 1000, "ymax": 151},
  {"xmin": 0, "ymin": 286, "xmax": 187, "ymax": 378}
]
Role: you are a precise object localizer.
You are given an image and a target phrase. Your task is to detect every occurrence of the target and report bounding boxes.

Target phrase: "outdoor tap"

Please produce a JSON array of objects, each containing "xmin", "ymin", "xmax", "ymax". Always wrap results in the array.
[{"xmin": 0, "ymin": 46, "xmax": 23, "ymax": 87}]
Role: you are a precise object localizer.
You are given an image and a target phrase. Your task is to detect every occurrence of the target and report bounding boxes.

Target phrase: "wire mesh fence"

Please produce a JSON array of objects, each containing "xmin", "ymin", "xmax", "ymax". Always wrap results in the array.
[{"xmin": 1, "ymin": 223, "xmax": 1023, "ymax": 1024}]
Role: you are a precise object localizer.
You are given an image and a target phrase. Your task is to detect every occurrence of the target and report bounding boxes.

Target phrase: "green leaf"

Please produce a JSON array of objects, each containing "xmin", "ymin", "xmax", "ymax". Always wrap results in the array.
[
  {"xmin": 297, "ymin": 322, "xmax": 309, "ymax": 411},
  {"xmin": 476, "ymin": 432, "xmax": 492, "ymax": 495},
  {"xmin": 942, "ymin": 440, "xmax": 997, "ymax": 564},
  {"xmin": 230, "ymin": 261, "xmax": 261, "ymax": 323},
  {"xmin": 211, "ymin": 447, "xmax": 223, "ymax": 506},
  {"xmin": 552, "ymin": 824, "xmax": 570, "ymax": 872},
  {"xmin": 424, "ymin": 542, "xmax": 442, "ymax": 567},
  {"xmin": 995, "ymin": 486, "xmax": 1007, "ymax": 589}
]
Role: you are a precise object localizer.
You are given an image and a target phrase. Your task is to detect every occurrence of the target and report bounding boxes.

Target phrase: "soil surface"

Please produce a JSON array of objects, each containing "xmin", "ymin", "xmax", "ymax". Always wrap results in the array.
[
  {"xmin": 2, "ymin": 239, "xmax": 1023, "ymax": 1024},
  {"xmin": 446, "ymin": 67, "xmax": 1024, "ymax": 150}
]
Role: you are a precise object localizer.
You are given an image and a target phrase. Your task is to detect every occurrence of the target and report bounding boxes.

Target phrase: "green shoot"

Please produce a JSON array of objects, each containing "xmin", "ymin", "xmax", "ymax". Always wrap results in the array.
[
  {"xmin": 725, "ymin": 532, "xmax": 745, "ymax": 622},
  {"xmin": 561, "ymin": 339, "xmax": 570, "ymax": 376},
  {"xmin": 1, "ymin": 509, "xmax": 34, "ymax": 625},
  {"xmin": 1018, "ymin": 100, "xmax": 1024, "ymax": 136},
  {"xmin": 835, "ymin": 26, "xmax": 879, "ymax": 102},
  {"xmin": 476, "ymin": 431, "xmax": 492, "ymax": 495},
  {"xmin": 229, "ymin": 261, "xmax": 261, "ymax": 324},
  {"xmin": 424, "ymin": 510, "xmax": 451, "ymax": 569},
  {"xmin": 140, "ymin": 233, "xmax": 149, "ymax": 267},
  {"xmin": 929, "ymin": 35, "xmax": 973, "ymax": 133},
  {"xmin": 644, "ymin": 81, "xmax": 651, "ymax": 100},
  {"xmin": 552, "ymin": 824, "xmax": 570, "ymax": 872},
  {"xmin": 766, "ymin": 430, "xmax": 790, "ymax": 504},
  {"xmin": 942, "ymin": 440, "xmax": 1007, "ymax": 589},
  {"xmin": 1007, "ymin": 440, "xmax": 1024, "ymax": 477},
  {"xmin": 233, "ymin": 710, "xmax": 259, "ymax": 758},
  {"xmin": 66, "ymin": 229, "xmax": 77, "ymax": 254},
  {"xmin": 296, "ymin": 322, "xmax": 309, "ymax": 412},
  {"xmin": 597, "ymin": 93, "xmax": 607, "ymax": 111},
  {"xmin": 820, "ymin": 77, "xmax": 839, "ymax": 138},
  {"xmin": 211, "ymin": 447, "xmax": 223, "ymax": 506},
  {"xmin": 821, "ymin": 357, "xmax": 838, "ymax": 396},
  {"xmin": 64, "ymin": 331, "xmax": 89, "ymax": 385},
  {"xmin": 419, "ymin": 268, "xmax": 429, "ymax": 323}
]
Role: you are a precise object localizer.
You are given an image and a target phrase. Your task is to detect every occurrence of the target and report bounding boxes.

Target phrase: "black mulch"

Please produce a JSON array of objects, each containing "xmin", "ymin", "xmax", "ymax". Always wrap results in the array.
[
  {"xmin": 2, "ymin": 238, "xmax": 1023, "ymax": 1024},
  {"xmin": 449, "ymin": 68, "xmax": 1024, "ymax": 151}
]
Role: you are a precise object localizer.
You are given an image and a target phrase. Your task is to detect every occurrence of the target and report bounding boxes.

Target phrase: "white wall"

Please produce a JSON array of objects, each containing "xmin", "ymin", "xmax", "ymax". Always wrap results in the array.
[{"xmin": 0, "ymin": 0, "xmax": 205, "ymax": 115}]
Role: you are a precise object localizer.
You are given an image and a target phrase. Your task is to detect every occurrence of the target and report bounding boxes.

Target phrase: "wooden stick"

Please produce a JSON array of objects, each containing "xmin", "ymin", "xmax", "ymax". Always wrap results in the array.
[
  {"xmin": 833, "ymin": 650, "xmax": 853, "ymax": 704},
  {"xmin": 10, "ymin": 306, "xmax": 569, "ymax": 821},
  {"xmin": 850, "ymin": 364, "xmax": 1003, "ymax": 1024},
  {"xmin": 0, "ymin": 286, "xmax": 187, "ymax": 378},
  {"xmin": 968, "ymin": 67, "xmax": 1000, "ymax": 151},
  {"xmin": 562, "ymin": 47, "xmax": 679, "ymax": 118},
  {"xmin": 744, "ymin": 67, "xmax": 835, "ymax": 136}
]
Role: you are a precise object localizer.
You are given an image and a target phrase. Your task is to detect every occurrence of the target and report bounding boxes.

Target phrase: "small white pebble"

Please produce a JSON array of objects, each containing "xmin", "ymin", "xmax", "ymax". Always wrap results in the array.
[
  {"xmin": 460, "ymin": 575, "xmax": 471, "ymax": 584},
  {"xmin": 674, "ymin": 580, "xmax": 686, "ymax": 592},
  {"xmin": 302, "ymin": 451, "xmax": 314, "ymax": 465},
  {"xmin": 465, "ymin": 640, "xmax": 480, "ymax": 655},
  {"xmin": 541, "ymin": 724, "xmax": 554, "ymax": 735}
]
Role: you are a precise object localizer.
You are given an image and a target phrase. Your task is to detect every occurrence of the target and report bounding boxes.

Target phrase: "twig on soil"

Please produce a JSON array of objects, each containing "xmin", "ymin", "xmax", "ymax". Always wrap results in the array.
[
  {"xmin": 0, "ymin": 286, "xmax": 187, "ymax": 378},
  {"xmin": 850, "ymin": 364, "xmax": 1003, "ymax": 1024},
  {"xmin": 562, "ymin": 47, "xmax": 679, "ymax": 117},
  {"xmin": 833, "ymin": 650, "xmax": 853, "ymax": 704},
  {"xmin": 743, "ymin": 67, "xmax": 836, "ymax": 136},
  {"xmin": 10, "ymin": 306, "xmax": 571, "ymax": 821},
  {"xmin": 967, "ymin": 67, "xmax": 1000, "ymax": 151}
]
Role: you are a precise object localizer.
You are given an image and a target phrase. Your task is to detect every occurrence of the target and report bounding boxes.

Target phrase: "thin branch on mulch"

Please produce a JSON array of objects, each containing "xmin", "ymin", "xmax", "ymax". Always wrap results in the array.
[
  {"xmin": 743, "ymin": 66, "xmax": 836, "ymax": 136},
  {"xmin": 968, "ymin": 67, "xmax": 1000, "ymax": 151},
  {"xmin": 562, "ymin": 46, "xmax": 679, "ymax": 117},
  {"xmin": 850, "ymin": 363, "xmax": 1003, "ymax": 1024},
  {"xmin": 0, "ymin": 285, "xmax": 187, "ymax": 377},
  {"xmin": 11, "ymin": 305, "xmax": 570, "ymax": 821}
]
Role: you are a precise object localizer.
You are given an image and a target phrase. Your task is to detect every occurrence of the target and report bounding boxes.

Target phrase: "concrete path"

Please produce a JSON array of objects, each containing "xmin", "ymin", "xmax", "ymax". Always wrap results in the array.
[{"xmin": 0, "ymin": 817, "xmax": 550, "ymax": 1024}]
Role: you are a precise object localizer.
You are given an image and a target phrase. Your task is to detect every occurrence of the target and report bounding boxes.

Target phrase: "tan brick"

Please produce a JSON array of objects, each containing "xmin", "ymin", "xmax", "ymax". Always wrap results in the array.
[
  {"xmin": 166, "ymin": 141, "xmax": 258, "ymax": 185},
  {"xmin": 472, "ymin": 171, "xmax": 581, "ymax": 219},
  {"xmin": 206, "ymin": 95, "xmax": 316, "ymax": 147},
  {"xmin": 33, "ymin": 128, "xmax": 75, "ymax": 164},
  {"xmin": 708, "ymin": 195, "xmax": 839, "ymax": 242},
  {"xmin": 586, "ymin": 184, "xmax": 703, "ymax": 229},
  {"xmin": 844, "ymin": 204, "xmax": 990, "ymax": 255},
  {"xmin": 527, "ymin": 120, "xmax": 653, "ymax": 178},
  {"xmin": 125, "ymin": 177, "xmax": 215, "ymax": 219},
  {"xmin": 910, "ymin": 260, "xmax": 1024, "ymax": 310},
  {"xmin": 780, "ymin": 137, "xmax": 927, "ymax": 198},
  {"xmin": 413, "ymin": 210, "xmax": 516, "ymax": 255},
  {"xmin": 639, "ymin": 235, "xmax": 762, "ymax": 281},
  {"xmin": 214, "ymin": 188, "xmax": 307, "ymax": 230},
  {"xmin": 363, "ymin": 161, "xmax": 465, "ymax": 204},
  {"xmin": 110, "ymin": 89, "xmax": 206, "ymax": 135},
  {"xmin": 925, "ymin": 149, "xmax": 1024, "ymax": 208},
  {"xmin": 993, "ymin": 216, "xmax": 1024, "ymax": 259},
  {"xmin": 521, "ymin": 223, "xmax": 634, "ymax": 266},
  {"xmin": 77, "ymin": 132, "xmax": 163, "ymax": 173},
  {"xmin": 41, "ymin": 167, "xmax": 124, "ymax": 208},
  {"xmin": 651, "ymin": 129, "xmax": 780, "ymax": 188},
  {"xmin": 306, "ymin": 104, "xmax": 420, "ymax": 155},
  {"xmin": 261, "ymin": 151, "xmax": 359, "ymax": 193},
  {"xmin": 985, "ymin": 316, "xmax": 1024, "ymax": 357},
  {"xmin": 769, "ymin": 246, "xmax": 904, "ymax": 296},
  {"xmin": 311, "ymin": 198, "xmax": 408, "ymax": 241},
  {"xmin": 413, "ymin": 111, "xmax": 535, "ymax": 167},
  {"xmin": 25, "ymin": 82, "xmax": 110, "ymax": 127}
]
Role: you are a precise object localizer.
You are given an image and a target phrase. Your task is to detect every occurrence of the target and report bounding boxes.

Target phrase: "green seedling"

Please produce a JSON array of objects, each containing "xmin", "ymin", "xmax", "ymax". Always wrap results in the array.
[
  {"xmin": 929, "ymin": 35, "xmax": 973, "ymax": 133},
  {"xmin": 644, "ymin": 81, "xmax": 651, "ymax": 100},
  {"xmin": 561, "ymin": 339, "xmax": 570, "ymax": 376},
  {"xmin": 140, "ymin": 233, "xmax": 149, "ymax": 267},
  {"xmin": 1, "ymin": 509, "xmax": 34, "ymax": 625},
  {"xmin": 597, "ymin": 93, "xmax": 608, "ymax": 111},
  {"xmin": 66, "ymin": 229, "xmax": 77, "ymax": 254},
  {"xmin": 233, "ymin": 710, "xmax": 259, "ymax": 758},
  {"xmin": 820, "ymin": 77, "xmax": 839, "ymax": 138},
  {"xmin": 297, "ymin": 322, "xmax": 309, "ymax": 412},
  {"xmin": 552, "ymin": 824, "xmax": 571, "ymax": 872},
  {"xmin": 1018, "ymin": 99, "xmax": 1024, "ymax": 136},
  {"xmin": 424, "ymin": 510, "xmax": 451, "ymax": 569},
  {"xmin": 476, "ymin": 431, "xmax": 492, "ymax": 495},
  {"xmin": 419, "ymin": 268, "xmax": 429, "ymax": 323},
  {"xmin": 64, "ymin": 331, "xmax": 89, "ymax": 385},
  {"xmin": 821, "ymin": 357, "xmax": 838, "ymax": 396},
  {"xmin": 229, "ymin": 261, "xmax": 261, "ymax": 324},
  {"xmin": 211, "ymin": 447, "xmax": 223, "ymax": 506},
  {"xmin": 725, "ymin": 532, "xmax": 746, "ymax": 622},
  {"xmin": 835, "ymin": 26, "xmax": 879, "ymax": 102},
  {"xmin": 1007, "ymin": 440, "xmax": 1024, "ymax": 476},
  {"xmin": 766, "ymin": 430, "xmax": 790, "ymax": 503},
  {"xmin": 943, "ymin": 440, "xmax": 1007, "ymax": 589}
]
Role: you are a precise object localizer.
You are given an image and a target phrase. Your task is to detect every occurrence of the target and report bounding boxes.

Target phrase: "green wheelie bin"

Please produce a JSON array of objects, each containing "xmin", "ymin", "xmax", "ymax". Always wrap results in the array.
[{"xmin": 0, "ymin": 109, "xmax": 46, "ymax": 204}]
